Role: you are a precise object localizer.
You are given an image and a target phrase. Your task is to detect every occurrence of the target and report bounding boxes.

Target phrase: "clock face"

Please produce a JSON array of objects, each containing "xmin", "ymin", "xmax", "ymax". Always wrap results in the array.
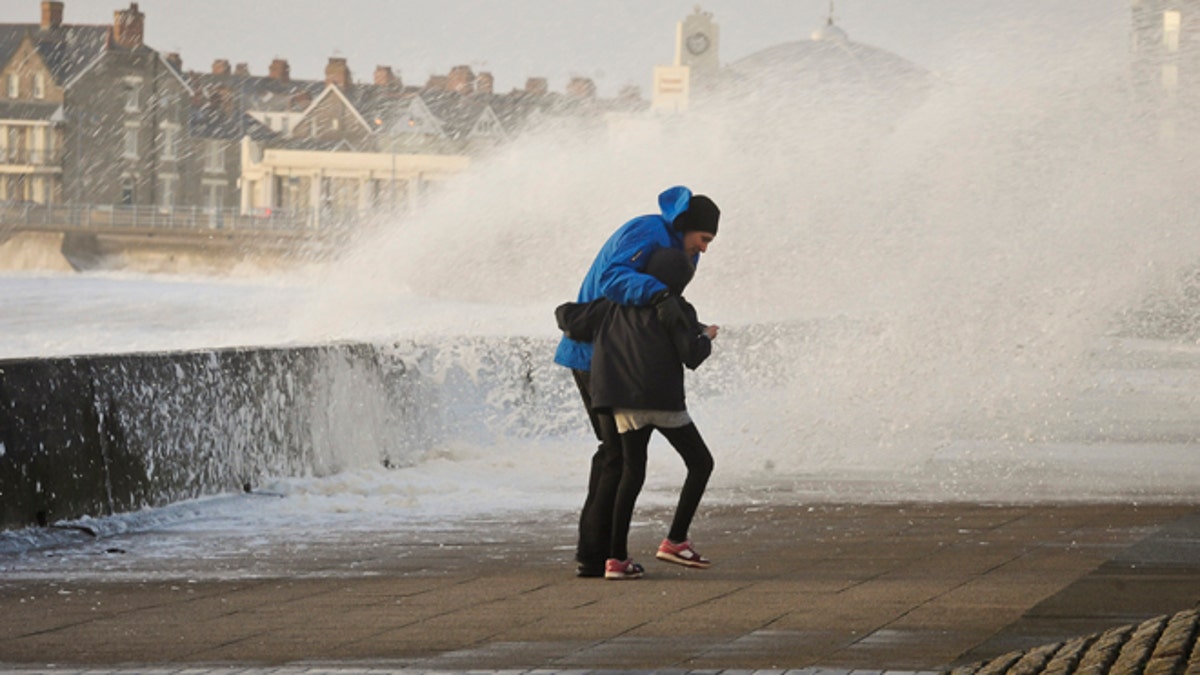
[{"xmin": 686, "ymin": 31, "xmax": 710, "ymax": 56}]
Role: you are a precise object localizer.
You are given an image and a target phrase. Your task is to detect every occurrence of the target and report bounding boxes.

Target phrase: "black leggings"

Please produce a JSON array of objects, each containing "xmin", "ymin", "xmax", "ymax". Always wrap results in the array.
[{"xmin": 610, "ymin": 422, "xmax": 714, "ymax": 561}]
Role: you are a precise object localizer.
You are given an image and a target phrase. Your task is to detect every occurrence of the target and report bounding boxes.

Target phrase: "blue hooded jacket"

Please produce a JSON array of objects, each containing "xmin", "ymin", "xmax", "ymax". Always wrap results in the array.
[{"xmin": 554, "ymin": 185, "xmax": 697, "ymax": 372}]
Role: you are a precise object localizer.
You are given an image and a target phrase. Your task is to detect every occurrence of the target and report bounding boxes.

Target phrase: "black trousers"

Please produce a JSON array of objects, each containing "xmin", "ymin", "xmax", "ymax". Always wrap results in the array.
[
  {"xmin": 610, "ymin": 422, "xmax": 714, "ymax": 561},
  {"xmin": 572, "ymin": 369, "xmax": 622, "ymax": 568}
]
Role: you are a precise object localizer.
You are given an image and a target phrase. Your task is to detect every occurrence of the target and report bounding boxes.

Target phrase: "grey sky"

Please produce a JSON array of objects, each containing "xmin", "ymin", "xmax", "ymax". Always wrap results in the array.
[{"xmin": 0, "ymin": 1, "xmax": 1132, "ymax": 96}]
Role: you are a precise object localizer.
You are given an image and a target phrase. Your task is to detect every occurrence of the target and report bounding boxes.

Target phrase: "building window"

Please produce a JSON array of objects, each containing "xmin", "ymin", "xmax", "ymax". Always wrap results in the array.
[
  {"xmin": 124, "ymin": 124, "xmax": 139, "ymax": 158},
  {"xmin": 7, "ymin": 126, "xmax": 20, "ymax": 162},
  {"xmin": 160, "ymin": 124, "xmax": 178, "ymax": 159},
  {"xmin": 206, "ymin": 140, "xmax": 224, "ymax": 172},
  {"xmin": 5, "ymin": 74, "xmax": 17, "ymax": 98},
  {"xmin": 205, "ymin": 183, "xmax": 225, "ymax": 209},
  {"xmin": 121, "ymin": 178, "xmax": 134, "ymax": 206},
  {"xmin": 159, "ymin": 175, "xmax": 176, "ymax": 208},
  {"xmin": 124, "ymin": 79, "xmax": 142, "ymax": 112},
  {"xmin": 32, "ymin": 73, "xmax": 44, "ymax": 99},
  {"xmin": 1164, "ymin": 10, "xmax": 1182, "ymax": 53}
]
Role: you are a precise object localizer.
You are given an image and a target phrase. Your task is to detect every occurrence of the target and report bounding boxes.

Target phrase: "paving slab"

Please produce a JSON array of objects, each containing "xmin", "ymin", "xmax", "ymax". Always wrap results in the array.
[{"xmin": 0, "ymin": 501, "xmax": 1196, "ymax": 673}]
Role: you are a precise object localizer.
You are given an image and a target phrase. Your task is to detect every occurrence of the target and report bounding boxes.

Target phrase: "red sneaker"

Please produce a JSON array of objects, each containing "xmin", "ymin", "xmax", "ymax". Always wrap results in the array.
[
  {"xmin": 604, "ymin": 558, "xmax": 645, "ymax": 580},
  {"xmin": 655, "ymin": 538, "xmax": 711, "ymax": 568}
]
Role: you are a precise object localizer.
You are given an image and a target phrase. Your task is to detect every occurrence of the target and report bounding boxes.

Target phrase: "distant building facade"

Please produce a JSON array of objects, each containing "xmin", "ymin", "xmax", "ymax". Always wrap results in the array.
[
  {"xmin": 238, "ymin": 58, "xmax": 643, "ymax": 220},
  {"xmin": 1131, "ymin": 0, "xmax": 1200, "ymax": 141},
  {"xmin": 1, "ymin": 0, "xmax": 648, "ymax": 225},
  {"xmin": 653, "ymin": 6, "xmax": 930, "ymax": 120},
  {"xmin": 0, "ymin": 1, "xmax": 105, "ymax": 204}
]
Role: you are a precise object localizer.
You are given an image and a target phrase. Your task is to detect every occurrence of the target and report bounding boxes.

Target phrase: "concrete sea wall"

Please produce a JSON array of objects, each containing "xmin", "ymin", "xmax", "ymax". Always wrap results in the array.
[{"xmin": 0, "ymin": 337, "xmax": 574, "ymax": 532}]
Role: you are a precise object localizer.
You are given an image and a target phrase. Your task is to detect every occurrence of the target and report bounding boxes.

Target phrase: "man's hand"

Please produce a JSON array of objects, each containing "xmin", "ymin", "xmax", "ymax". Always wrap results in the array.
[{"xmin": 704, "ymin": 324, "xmax": 719, "ymax": 340}]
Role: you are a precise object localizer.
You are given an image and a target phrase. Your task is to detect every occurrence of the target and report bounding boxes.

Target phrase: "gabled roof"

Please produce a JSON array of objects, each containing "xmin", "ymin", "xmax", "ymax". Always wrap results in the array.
[
  {"xmin": 420, "ymin": 89, "xmax": 488, "ymax": 140},
  {"xmin": 189, "ymin": 102, "xmax": 276, "ymax": 141},
  {"xmin": 468, "ymin": 104, "xmax": 507, "ymax": 140},
  {"xmin": 0, "ymin": 24, "xmax": 108, "ymax": 85},
  {"xmin": 300, "ymin": 83, "xmax": 377, "ymax": 134},
  {"xmin": 481, "ymin": 90, "xmax": 554, "ymax": 134},
  {"xmin": 190, "ymin": 72, "xmax": 325, "ymax": 114}
]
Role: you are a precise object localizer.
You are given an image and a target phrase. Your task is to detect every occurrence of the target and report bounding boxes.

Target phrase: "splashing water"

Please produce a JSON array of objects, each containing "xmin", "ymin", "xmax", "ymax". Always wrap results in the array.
[
  {"xmin": 287, "ymin": 21, "xmax": 1200, "ymax": 504},
  {"xmin": 4, "ymin": 14, "xmax": 1199, "ymax": 555}
]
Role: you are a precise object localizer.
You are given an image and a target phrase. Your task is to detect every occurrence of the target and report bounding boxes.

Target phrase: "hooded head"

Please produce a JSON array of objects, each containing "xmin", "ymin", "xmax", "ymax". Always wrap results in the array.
[
  {"xmin": 645, "ymin": 247, "xmax": 695, "ymax": 296},
  {"xmin": 672, "ymin": 194, "xmax": 720, "ymax": 237}
]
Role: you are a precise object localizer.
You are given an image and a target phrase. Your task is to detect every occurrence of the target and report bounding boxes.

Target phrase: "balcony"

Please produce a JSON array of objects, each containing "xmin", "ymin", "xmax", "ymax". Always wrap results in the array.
[{"xmin": 1, "ymin": 148, "xmax": 64, "ymax": 167}]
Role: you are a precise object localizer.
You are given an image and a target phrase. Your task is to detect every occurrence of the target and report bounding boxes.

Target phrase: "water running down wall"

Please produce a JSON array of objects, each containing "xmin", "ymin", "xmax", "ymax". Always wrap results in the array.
[{"xmin": 0, "ymin": 337, "xmax": 573, "ymax": 532}]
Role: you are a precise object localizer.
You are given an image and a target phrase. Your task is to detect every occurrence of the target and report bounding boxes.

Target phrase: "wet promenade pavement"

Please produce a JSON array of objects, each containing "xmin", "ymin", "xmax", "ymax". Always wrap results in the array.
[{"xmin": 0, "ymin": 500, "xmax": 1198, "ymax": 674}]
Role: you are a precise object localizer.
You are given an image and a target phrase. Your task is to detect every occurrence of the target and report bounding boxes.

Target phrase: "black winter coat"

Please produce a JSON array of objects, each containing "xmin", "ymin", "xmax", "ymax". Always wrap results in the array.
[{"xmin": 555, "ymin": 295, "xmax": 711, "ymax": 412}]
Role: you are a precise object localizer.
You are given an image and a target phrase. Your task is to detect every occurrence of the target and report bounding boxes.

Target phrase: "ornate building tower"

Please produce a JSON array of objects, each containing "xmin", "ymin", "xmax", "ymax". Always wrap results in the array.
[
  {"xmin": 653, "ymin": 6, "xmax": 720, "ymax": 113},
  {"xmin": 676, "ymin": 6, "xmax": 720, "ymax": 86}
]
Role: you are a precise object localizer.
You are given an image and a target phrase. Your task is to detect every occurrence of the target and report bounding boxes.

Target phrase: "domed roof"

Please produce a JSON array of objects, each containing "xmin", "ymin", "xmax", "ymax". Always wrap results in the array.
[
  {"xmin": 718, "ymin": 20, "xmax": 930, "ymax": 107},
  {"xmin": 810, "ymin": 17, "xmax": 849, "ymax": 43}
]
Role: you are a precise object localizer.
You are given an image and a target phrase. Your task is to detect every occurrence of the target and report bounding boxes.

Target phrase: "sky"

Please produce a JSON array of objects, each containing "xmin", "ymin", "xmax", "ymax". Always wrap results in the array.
[{"xmin": 0, "ymin": 0, "xmax": 1133, "ymax": 97}]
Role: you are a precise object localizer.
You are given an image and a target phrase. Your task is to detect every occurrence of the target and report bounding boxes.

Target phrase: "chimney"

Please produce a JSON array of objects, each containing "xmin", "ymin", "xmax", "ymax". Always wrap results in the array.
[
  {"xmin": 111, "ymin": 2, "xmax": 144, "ymax": 49},
  {"xmin": 325, "ymin": 57, "xmax": 351, "ymax": 89},
  {"xmin": 525, "ymin": 77, "xmax": 548, "ymax": 95},
  {"xmin": 426, "ymin": 74, "xmax": 448, "ymax": 90},
  {"xmin": 268, "ymin": 58, "xmax": 291, "ymax": 82},
  {"xmin": 234, "ymin": 62, "xmax": 249, "ymax": 76},
  {"xmin": 447, "ymin": 65, "xmax": 475, "ymax": 94},
  {"xmin": 212, "ymin": 59, "xmax": 231, "ymax": 76},
  {"xmin": 40, "ymin": 1, "xmax": 64, "ymax": 30},
  {"xmin": 374, "ymin": 65, "xmax": 399, "ymax": 87},
  {"xmin": 476, "ymin": 72, "xmax": 494, "ymax": 96},
  {"xmin": 567, "ymin": 77, "xmax": 596, "ymax": 99},
  {"xmin": 164, "ymin": 52, "xmax": 182, "ymax": 72}
]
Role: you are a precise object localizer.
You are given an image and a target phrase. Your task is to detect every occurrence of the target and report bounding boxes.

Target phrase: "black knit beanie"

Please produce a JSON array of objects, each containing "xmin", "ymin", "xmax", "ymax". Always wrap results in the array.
[{"xmin": 672, "ymin": 194, "xmax": 720, "ymax": 236}]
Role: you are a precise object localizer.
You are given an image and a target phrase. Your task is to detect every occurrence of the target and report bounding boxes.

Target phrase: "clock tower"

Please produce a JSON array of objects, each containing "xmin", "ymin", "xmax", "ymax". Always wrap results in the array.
[
  {"xmin": 653, "ymin": 6, "xmax": 720, "ymax": 112},
  {"xmin": 675, "ymin": 6, "xmax": 720, "ymax": 83}
]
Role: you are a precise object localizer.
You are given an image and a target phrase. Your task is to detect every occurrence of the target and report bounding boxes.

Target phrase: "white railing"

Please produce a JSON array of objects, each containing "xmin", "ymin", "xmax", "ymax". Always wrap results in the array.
[{"xmin": 0, "ymin": 202, "xmax": 320, "ymax": 234}]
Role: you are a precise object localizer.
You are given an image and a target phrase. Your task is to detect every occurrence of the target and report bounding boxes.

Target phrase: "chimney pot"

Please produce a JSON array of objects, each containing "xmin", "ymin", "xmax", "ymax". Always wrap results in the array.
[
  {"xmin": 111, "ymin": 2, "xmax": 144, "ymax": 49},
  {"xmin": 165, "ymin": 52, "xmax": 182, "ymax": 72},
  {"xmin": 567, "ymin": 77, "xmax": 596, "ymax": 99},
  {"xmin": 447, "ymin": 65, "xmax": 475, "ymax": 94},
  {"xmin": 269, "ymin": 58, "xmax": 290, "ymax": 82},
  {"xmin": 41, "ymin": 1, "xmax": 64, "ymax": 30},
  {"xmin": 325, "ymin": 56, "xmax": 351, "ymax": 89},
  {"xmin": 476, "ymin": 72, "xmax": 494, "ymax": 96},
  {"xmin": 525, "ymin": 77, "xmax": 548, "ymax": 96},
  {"xmin": 234, "ymin": 62, "xmax": 249, "ymax": 76},
  {"xmin": 212, "ymin": 59, "xmax": 231, "ymax": 76},
  {"xmin": 374, "ymin": 65, "xmax": 400, "ymax": 87}
]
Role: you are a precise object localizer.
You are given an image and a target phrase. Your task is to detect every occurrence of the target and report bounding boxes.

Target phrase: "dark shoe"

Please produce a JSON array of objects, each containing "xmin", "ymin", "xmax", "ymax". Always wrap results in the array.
[{"xmin": 576, "ymin": 562, "xmax": 605, "ymax": 578}]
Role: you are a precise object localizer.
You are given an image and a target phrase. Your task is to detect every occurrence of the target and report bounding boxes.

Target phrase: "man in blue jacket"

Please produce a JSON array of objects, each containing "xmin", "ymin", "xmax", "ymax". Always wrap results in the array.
[{"xmin": 555, "ymin": 185, "xmax": 720, "ymax": 578}]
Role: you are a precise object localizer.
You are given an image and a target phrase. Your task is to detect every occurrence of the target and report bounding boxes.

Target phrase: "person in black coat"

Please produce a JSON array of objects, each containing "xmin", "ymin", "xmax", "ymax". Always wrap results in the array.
[{"xmin": 556, "ymin": 247, "xmax": 718, "ymax": 579}]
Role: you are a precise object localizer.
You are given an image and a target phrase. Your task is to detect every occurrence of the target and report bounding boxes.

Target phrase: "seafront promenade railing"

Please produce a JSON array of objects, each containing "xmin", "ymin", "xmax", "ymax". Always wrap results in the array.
[{"xmin": 0, "ymin": 202, "xmax": 321, "ymax": 235}]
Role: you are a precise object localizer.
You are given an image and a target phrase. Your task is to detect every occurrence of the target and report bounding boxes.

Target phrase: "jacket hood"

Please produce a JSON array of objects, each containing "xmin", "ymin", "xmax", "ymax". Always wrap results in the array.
[{"xmin": 658, "ymin": 185, "xmax": 693, "ymax": 225}]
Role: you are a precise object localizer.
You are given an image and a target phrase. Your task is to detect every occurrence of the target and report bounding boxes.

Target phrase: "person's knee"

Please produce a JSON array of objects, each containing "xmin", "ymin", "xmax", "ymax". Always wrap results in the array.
[{"xmin": 691, "ymin": 451, "xmax": 714, "ymax": 478}]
